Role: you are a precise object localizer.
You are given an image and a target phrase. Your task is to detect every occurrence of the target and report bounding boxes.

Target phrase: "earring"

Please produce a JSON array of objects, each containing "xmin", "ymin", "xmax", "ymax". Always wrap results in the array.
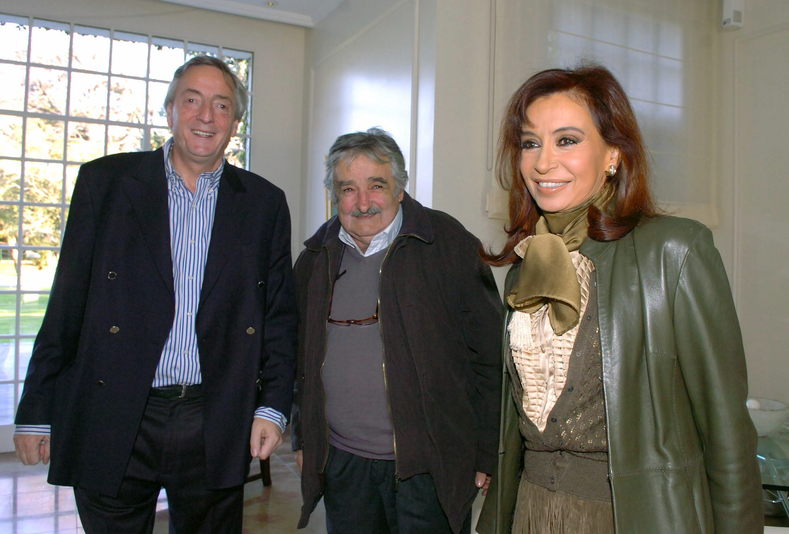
[{"xmin": 606, "ymin": 164, "xmax": 617, "ymax": 177}]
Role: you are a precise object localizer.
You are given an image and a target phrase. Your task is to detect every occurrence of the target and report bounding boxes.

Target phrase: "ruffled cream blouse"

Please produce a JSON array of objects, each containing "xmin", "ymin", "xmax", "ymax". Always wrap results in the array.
[{"xmin": 508, "ymin": 237, "xmax": 595, "ymax": 432}]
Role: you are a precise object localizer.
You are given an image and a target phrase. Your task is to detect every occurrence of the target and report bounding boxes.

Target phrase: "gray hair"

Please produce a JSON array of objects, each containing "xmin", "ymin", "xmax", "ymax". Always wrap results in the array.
[
  {"xmin": 324, "ymin": 127, "xmax": 409, "ymax": 202},
  {"xmin": 164, "ymin": 55, "xmax": 248, "ymax": 121}
]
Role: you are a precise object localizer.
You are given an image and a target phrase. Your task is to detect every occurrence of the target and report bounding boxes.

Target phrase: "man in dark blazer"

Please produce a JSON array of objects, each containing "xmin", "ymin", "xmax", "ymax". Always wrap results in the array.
[{"xmin": 13, "ymin": 56, "xmax": 297, "ymax": 533}]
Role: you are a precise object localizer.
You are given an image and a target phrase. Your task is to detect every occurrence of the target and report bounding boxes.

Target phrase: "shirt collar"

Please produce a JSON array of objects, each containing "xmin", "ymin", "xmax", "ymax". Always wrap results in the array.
[
  {"xmin": 338, "ymin": 204, "xmax": 403, "ymax": 257},
  {"xmin": 163, "ymin": 138, "xmax": 224, "ymax": 190}
]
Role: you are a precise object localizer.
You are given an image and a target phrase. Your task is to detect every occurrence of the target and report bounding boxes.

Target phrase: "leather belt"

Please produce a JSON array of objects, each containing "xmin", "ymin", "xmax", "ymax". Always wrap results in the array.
[{"xmin": 149, "ymin": 384, "xmax": 203, "ymax": 399}]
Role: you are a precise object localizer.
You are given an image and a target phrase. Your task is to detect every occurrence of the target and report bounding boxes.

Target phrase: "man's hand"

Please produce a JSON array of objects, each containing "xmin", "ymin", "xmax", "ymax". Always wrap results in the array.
[
  {"xmin": 250, "ymin": 418, "xmax": 283, "ymax": 460},
  {"xmin": 14, "ymin": 434, "xmax": 51, "ymax": 465},
  {"xmin": 295, "ymin": 450, "xmax": 303, "ymax": 473},
  {"xmin": 475, "ymin": 471, "xmax": 491, "ymax": 496}
]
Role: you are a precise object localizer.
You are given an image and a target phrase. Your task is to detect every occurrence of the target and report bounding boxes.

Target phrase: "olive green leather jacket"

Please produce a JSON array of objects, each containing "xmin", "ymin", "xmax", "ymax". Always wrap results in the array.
[{"xmin": 477, "ymin": 216, "xmax": 763, "ymax": 534}]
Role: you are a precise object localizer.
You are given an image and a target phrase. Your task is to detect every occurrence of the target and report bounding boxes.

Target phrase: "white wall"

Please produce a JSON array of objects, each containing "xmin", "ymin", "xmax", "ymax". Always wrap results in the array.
[
  {"xmin": 716, "ymin": 0, "xmax": 789, "ymax": 402},
  {"xmin": 304, "ymin": 0, "xmax": 507, "ymax": 281},
  {"xmin": 430, "ymin": 1, "xmax": 506, "ymax": 254},
  {"xmin": 303, "ymin": 0, "xmax": 418, "ymax": 243}
]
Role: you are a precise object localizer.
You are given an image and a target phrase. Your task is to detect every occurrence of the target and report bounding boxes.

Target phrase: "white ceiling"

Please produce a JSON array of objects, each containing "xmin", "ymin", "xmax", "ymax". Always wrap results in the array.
[{"xmin": 159, "ymin": 0, "xmax": 344, "ymax": 27}]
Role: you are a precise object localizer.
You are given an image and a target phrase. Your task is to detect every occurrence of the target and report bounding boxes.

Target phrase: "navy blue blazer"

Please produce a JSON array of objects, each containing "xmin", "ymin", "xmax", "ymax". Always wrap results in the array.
[{"xmin": 15, "ymin": 148, "xmax": 297, "ymax": 494}]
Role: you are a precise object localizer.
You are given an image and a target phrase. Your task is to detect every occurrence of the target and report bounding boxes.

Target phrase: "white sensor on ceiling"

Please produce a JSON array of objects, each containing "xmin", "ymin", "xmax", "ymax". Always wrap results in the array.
[{"xmin": 722, "ymin": 0, "xmax": 744, "ymax": 30}]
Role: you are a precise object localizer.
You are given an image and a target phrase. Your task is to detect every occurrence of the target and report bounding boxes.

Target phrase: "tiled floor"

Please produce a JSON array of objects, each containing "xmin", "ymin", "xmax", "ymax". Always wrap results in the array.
[
  {"xmin": 0, "ymin": 443, "xmax": 491, "ymax": 533},
  {"xmin": 1, "ymin": 445, "xmax": 784, "ymax": 533},
  {"xmin": 0, "ymin": 444, "xmax": 489, "ymax": 534},
  {"xmin": 0, "ymin": 444, "xmax": 326, "ymax": 533}
]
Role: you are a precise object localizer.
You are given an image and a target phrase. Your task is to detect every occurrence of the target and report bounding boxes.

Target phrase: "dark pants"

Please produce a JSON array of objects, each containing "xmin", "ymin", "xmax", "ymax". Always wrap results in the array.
[
  {"xmin": 323, "ymin": 446, "xmax": 470, "ymax": 534},
  {"xmin": 74, "ymin": 394, "xmax": 244, "ymax": 534}
]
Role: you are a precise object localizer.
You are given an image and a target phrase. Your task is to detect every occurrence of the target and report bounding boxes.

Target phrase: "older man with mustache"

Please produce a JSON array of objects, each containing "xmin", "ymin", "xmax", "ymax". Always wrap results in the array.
[{"xmin": 291, "ymin": 127, "xmax": 502, "ymax": 534}]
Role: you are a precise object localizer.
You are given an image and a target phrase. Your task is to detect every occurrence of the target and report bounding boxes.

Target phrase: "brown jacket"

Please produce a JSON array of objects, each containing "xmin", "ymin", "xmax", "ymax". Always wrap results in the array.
[{"xmin": 292, "ymin": 194, "xmax": 502, "ymax": 533}]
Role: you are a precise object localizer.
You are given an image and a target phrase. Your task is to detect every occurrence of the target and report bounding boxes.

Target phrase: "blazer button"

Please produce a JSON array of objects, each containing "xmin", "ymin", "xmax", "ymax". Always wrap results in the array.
[
  {"xmin": 246, "ymin": 327, "xmax": 256, "ymax": 335},
  {"xmin": 257, "ymin": 280, "xmax": 265, "ymax": 288},
  {"xmin": 109, "ymin": 325, "xmax": 120, "ymax": 334},
  {"xmin": 96, "ymin": 379, "xmax": 105, "ymax": 386},
  {"xmin": 107, "ymin": 271, "xmax": 117, "ymax": 280}
]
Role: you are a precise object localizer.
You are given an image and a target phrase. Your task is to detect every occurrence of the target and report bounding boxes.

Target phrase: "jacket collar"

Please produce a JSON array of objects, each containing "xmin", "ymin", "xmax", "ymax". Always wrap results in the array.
[
  {"xmin": 122, "ymin": 148, "xmax": 173, "ymax": 293},
  {"xmin": 579, "ymin": 236, "xmax": 615, "ymax": 265},
  {"xmin": 303, "ymin": 191, "xmax": 434, "ymax": 251},
  {"xmin": 121, "ymin": 148, "xmax": 246, "ymax": 297}
]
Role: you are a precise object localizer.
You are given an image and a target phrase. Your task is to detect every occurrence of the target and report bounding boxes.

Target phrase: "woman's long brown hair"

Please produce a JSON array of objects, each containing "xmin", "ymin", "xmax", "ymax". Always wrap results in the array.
[{"xmin": 483, "ymin": 65, "xmax": 656, "ymax": 266}]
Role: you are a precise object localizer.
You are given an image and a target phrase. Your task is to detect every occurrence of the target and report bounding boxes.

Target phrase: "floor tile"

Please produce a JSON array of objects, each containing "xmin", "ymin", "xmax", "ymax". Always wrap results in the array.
[{"xmin": 0, "ymin": 447, "xmax": 319, "ymax": 533}]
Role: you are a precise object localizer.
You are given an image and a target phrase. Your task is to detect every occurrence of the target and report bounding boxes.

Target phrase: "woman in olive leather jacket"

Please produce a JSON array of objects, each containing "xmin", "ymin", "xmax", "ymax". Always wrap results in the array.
[{"xmin": 477, "ymin": 65, "xmax": 762, "ymax": 533}]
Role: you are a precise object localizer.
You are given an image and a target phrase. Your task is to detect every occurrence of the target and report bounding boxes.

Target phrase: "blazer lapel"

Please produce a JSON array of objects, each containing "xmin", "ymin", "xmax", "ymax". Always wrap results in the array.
[
  {"xmin": 122, "ymin": 149, "xmax": 174, "ymax": 294},
  {"xmin": 200, "ymin": 165, "xmax": 246, "ymax": 304}
]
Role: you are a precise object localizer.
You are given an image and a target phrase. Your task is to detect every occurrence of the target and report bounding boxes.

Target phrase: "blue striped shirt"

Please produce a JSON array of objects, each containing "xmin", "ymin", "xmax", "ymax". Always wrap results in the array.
[
  {"xmin": 17, "ymin": 139, "xmax": 285, "ymax": 435},
  {"xmin": 154, "ymin": 139, "xmax": 221, "ymax": 387}
]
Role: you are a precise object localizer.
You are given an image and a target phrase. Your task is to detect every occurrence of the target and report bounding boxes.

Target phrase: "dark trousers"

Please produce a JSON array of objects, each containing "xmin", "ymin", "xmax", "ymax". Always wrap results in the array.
[
  {"xmin": 323, "ymin": 446, "xmax": 470, "ymax": 534},
  {"xmin": 74, "ymin": 394, "xmax": 244, "ymax": 534}
]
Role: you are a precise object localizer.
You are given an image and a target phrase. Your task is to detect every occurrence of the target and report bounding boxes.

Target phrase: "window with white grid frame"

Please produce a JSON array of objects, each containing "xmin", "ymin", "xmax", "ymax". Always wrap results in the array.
[
  {"xmin": 0, "ymin": 12, "xmax": 253, "ymax": 427},
  {"xmin": 543, "ymin": 0, "xmax": 717, "ymax": 222}
]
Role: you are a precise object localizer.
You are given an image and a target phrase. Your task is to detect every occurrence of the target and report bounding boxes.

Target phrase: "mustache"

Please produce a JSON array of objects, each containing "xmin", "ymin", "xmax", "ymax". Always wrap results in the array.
[{"xmin": 350, "ymin": 205, "xmax": 382, "ymax": 217}]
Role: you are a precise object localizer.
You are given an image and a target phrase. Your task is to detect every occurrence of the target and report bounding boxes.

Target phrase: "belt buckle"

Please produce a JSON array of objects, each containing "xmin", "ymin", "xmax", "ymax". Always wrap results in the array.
[{"xmin": 178, "ymin": 384, "xmax": 188, "ymax": 399}]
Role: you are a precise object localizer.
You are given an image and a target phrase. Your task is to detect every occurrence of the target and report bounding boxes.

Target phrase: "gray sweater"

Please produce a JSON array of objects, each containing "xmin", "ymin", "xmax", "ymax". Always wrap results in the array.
[{"xmin": 323, "ymin": 246, "xmax": 394, "ymax": 459}]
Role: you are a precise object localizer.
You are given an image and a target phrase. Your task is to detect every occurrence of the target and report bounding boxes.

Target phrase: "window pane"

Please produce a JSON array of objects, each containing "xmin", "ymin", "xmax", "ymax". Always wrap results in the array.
[
  {"xmin": 632, "ymin": 100, "xmax": 684, "ymax": 156},
  {"xmin": 147, "ymin": 81, "xmax": 169, "ymax": 126},
  {"xmin": 237, "ymin": 120, "xmax": 249, "ymax": 137},
  {"xmin": 27, "ymin": 66, "xmax": 68, "ymax": 115},
  {"xmin": 150, "ymin": 38, "xmax": 184, "ymax": 81},
  {"xmin": 24, "ymin": 162, "xmax": 64, "ymax": 204},
  {"xmin": 226, "ymin": 136, "xmax": 247, "ymax": 168},
  {"xmin": 187, "ymin": 43, "xmax": 218, "ymax": 59},
  {"xmin": 108, "ymin": 125, "xmax": 143, "ymax": 154},
  {"xmin": 21, "ymin": 254, "xmax": 58, "ymax": 291},
  {"xmin": 22, "ymin": 206, "xmax": 61, "ymax": 247},
  {"xmin": 25, "ymin": 118, "xmax": 65, "ymax": 160},
  {"xmin": 150, "ymin": 128, "xmax": 170, "ymax": 150},
  {"xmin": 0, "ymin": 382, "xmax": 13, "ymax": 424},
  {"xmin": 19, "ymin": 338, "xmax": 34, "ymax": 380},
  {"xmin": 0, "ymin": 63, "xmax": 26, "ymax": 112},
  {"xmin": 0, "ymin": 15, "xmax": 30, "ymax": 62},
  {"xmin": 224, "ymin": 50, "xmax": 252, "ymax": 87},
  {"xmin": 112, "ymin": 32, "xmax": 148, "ymax": 77},
  {"xmin": 0, "ymin": 204, "xmax": 19, "ymax": 249},
  {"xmin": 72, "ymin": 26, "xmax": 111, "ymax": 72},
  {"xmin": 30, "ymin": 20, "xmax": 70, "ymax": 67},
  {"xmin": 19, "ymin": 294, "xmax": 49, "ymax": 335},
  {"xmin": 652, "ymin": 152, "xmax": 690, "ymax": 201},
  {"xmin": 70, "ymin": 72, "xmax": 109, "ymax": 119},
  {"xmin": 65, "ymin": 165, "xmax": 80, "ymax": 203},
  {"xmin": 0, "ymin": 295, "xmax": 16, "ymax": 334},
  {"xmin": 67, "ymin": 122, "xmax": 106, "ymax": 163},
  {"xmin": 110, "ymin": 77, "xmax": 146, "ymax": 123},
  {"xmin": 0, "ymin": 116, "xmax": 23, "ymax": 158},
  {"xmin": 0, "ymin": 340, "xmax": 14, "ymax": 380},
  {"xmin": 238, "ymin": 120, "xmax": 250, "ymax": 149},
  {"xmin": 1, "ymin": 159, "xmax": 22, "ymax": 201}
]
